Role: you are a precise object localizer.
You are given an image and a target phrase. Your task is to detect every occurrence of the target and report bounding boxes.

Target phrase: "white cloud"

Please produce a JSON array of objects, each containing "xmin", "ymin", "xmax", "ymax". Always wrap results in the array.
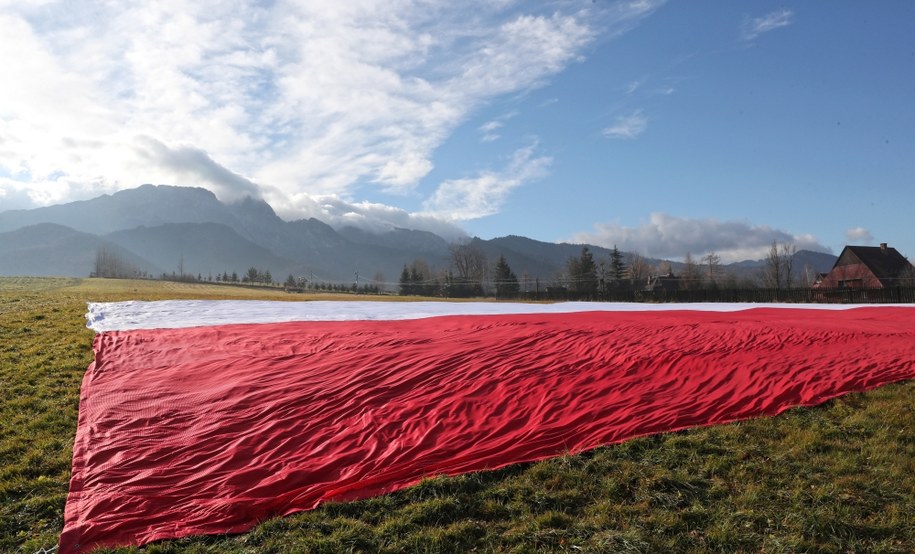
[
  {"xmin": 422, "ymin": 142, "xmax": 551, "ymax": 221},
  {"xmin": 477, "ymin": 110, "xmax": 518, "ymax": 143},
  {"xmin": 0, "ymin": 0, "xmax": 658, "ymax": 223},
  {"xmin": 479, "ymin": 121, "xmax": 504, "ymax": 133},
  {"xmin": 537, "ymin": 97, "xmax": 559, "ymax": 108},
  {"xmin": 272, "ymin": 194, "xmax": 468, "ymax": 242},
  {"xmin": 570, "ymin": 213, "xmax": 831, "ymax": 263},
  {"xmin": 624, "ymin": 77, "xmax": 645, "ymax": 94},
  {"xmin": 845, "ymin": 227, "xmax": 873, "ymax": 243},
  {"xmin": 452, "ymin": 13, "xmax": 595, "ymax": 99},
  {"xmin": 134, "ymin": 137, "xmax": 261, "ymax": 202},
  {"xmin": 742, "ymin": 9, "xmax": 793, "ymax": 41},
  {"xmin": 479, "ymin": 120, "xmax": 503, "ymax": 142},
  {"xmin": 0, "ymin": 178, "xmax": 49, "ymax": 210},
  {"xmin": 602, "ymin": 110, "xmax": 647, "ymax": 139}
]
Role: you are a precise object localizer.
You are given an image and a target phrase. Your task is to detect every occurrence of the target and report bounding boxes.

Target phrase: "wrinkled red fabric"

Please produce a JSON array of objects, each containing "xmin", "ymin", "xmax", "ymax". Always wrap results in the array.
[{"xmin": 61, "ymin": 308, "xmax": 915, "ymax": 552}]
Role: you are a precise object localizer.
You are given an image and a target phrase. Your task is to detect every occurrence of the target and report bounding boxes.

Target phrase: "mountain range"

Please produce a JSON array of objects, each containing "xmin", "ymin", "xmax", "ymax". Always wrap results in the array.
[{"xmin": 0, "ymin": 184, "xmax": 838, "ymax": 286}]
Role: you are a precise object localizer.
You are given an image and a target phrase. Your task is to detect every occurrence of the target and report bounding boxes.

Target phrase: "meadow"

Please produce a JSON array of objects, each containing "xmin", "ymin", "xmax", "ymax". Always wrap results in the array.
[{"xmin": 1, "ymin": 277, "xmax": 913, "ymax": 553}]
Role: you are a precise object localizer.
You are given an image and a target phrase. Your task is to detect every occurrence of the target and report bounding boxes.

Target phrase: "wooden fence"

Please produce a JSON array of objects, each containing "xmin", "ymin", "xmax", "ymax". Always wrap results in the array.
[{"xmin": 517, "ymin": 286, "xmax": 915, "ymax": 304}]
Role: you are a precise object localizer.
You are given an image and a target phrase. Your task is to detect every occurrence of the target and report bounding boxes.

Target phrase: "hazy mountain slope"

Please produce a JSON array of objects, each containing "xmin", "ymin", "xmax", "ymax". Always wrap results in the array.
[
  {"xmin": 0, "ymin": 223, "xmax": 159, "ymax": 277},
  {"xmin": 339, "ymin": 226, "xmax": 450, "ymax": 256},
  {"xmin": 105, "ymin": 223, "xmax": 299, "ymax": 279},
  {"xmin": 480, "ymin": 235, "xmax": 657, "ymax": 282},
  {"xmin": 485, "ymin": 235, "xmax": 617, "ymax": 267},
  {"xmin": 0, "ymin": 186, "xmax": 437, "ymax": 281},
  {"xmin": 0, "ymin": 184, "xmax": 236, "ymax": 235},
  {"xmin": 0, "ymin": 184, "xmax": 840, "ymax": 284},
  {"xmin": 470, "ymin": 237, "xmax": 563, "ymax": 282},
  {"xmin": 792, "ymin": 250, "xmax": 838, "ymax": 274}
]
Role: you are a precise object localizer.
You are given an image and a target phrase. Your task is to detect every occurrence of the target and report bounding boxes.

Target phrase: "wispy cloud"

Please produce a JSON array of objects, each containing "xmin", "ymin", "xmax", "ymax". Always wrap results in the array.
[
  {"xmin": 742, "ymin": 9, "xmax": 794, "ymax": 41},
  {"xmin": 282, "ymin": 195, "xmax": 468, "ymax": 242},
  {"xmin": 845, "ymin": 227, "xmax": 873, "ymax": 243},
  {"xmin": 626, "ymin": 75, "xmax": 677, "ymax": 97},
  {"xmin": 477, "ymin": 110, "xmax": 518, "ymax": 143},
  {"xmin": 570, "ymin": 213, "xmax": 830, "ymax": 263},
  {"xmin": 624, "ymin": 77, "xmax": 645, "ymax": 95},
  {"xmin": 0, "ymin": 1, "xmax": 660, "ymax": 221},
  {"xmin": 135, "ymin": 137, "xmax": 260, "ymax": 202},
  {"xmin": 479, "ymin": 121, "xmax": 504, "ymax": 134},
  {"xmin": 422, "ymin": 142, "xmax": 551, "ymax": 221},
  {"xmin": 537, "ymin": 97, "xmax": 559, "ymax": 108},
  {"xmin": 0, "ymin": 178, "xmax": 42, "ymax": 211},
  {"xmin": 602, "ymin": 110, "xmax": 647, "ymax": 139}
]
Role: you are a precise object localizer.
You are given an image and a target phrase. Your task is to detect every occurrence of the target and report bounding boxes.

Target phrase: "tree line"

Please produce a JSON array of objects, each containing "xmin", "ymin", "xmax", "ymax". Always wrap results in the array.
[
  {"xmin": 92, "ymin": 247, "xmax": 148, "ymax": 279},
  {"xmin": 397, "ymin": 240, "xmax": 820, "ymax": 299},
  {"xmin": 97, "ymin": 240, "xmax": 911, "ymax": 301}
]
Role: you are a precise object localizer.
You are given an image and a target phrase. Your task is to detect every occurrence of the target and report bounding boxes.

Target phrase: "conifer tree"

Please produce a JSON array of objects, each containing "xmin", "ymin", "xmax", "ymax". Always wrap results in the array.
[
  {"xmin": 399, "ymin": 265, "xmax": 412, "ymax": 295},
  {"xmin": 493, "ymin": 255, "xmax": 520, "ymax": 298},
  {"xmin": 574, "ymin": 246, "xmax": 599, "ymax": 294},
  {"xmin": 609, "ymin": 245, "xmax": 626, "ymax": 285}
]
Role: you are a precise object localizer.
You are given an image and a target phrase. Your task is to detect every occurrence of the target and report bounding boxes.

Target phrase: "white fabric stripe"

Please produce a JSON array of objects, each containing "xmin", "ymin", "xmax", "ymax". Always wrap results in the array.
[{"xmin": 85, "ymin": 300, "xmax": 914, "ymax": 332}]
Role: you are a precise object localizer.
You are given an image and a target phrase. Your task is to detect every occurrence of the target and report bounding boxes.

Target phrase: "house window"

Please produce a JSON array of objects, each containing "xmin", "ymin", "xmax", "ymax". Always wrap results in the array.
[{"xmin": 838, "ymin": 279, "xmax": 863, "ymax": 289}]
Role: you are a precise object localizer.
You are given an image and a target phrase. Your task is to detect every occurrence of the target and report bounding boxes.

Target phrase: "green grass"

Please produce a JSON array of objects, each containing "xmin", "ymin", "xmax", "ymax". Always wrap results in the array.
[{"xmin": 2, "ymin": 277, "xmax": 913, "ymax": 553}]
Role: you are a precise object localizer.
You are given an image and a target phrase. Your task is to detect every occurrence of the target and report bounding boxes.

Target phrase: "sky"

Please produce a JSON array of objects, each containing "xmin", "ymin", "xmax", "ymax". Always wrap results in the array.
[{"xmin": 1, "ymin": 0, "xmax": 913, "ymax": 263}]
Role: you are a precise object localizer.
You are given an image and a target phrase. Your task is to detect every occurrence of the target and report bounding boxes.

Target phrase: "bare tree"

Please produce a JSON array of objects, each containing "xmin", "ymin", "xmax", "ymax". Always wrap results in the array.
[
  {"xmin": 449, "ymin": 242, "xmax": 487, "ymax": 296},
  {"xmin": 801, "ymin": 263, "xmax": 818, "ymax": 287},
  {"xmin": 718, "ymin": 269, "xmax": 740, "ymax": 290},
  {"xmin": 763, "ymin": 242, "xmax": 781, "ymax": 290},
  {"xmin": 703, "ymin": 252, "xmax": 721, "ymax": 287},
  {"xmin": 781, "ymin": 242, "xmax": 796, "ymax": 290},
  {"xmin": 681, "ymin": 252, "xmax": 700, "ymax": 290},
  {"xmin": 411, "ymin": 258, "xmax": 433, "ymax": 282},
  {"xmin": 596, "ymin": 259, "xmax": 608, "ymax": 293},
  {"xmin": 373, "ymin": 271, "xmax": 386, "ymax": 291},
  {"xmin": 762, "ymin": 241, "xmax": 796, "ymax": 291},
  {"xmin": 521, "ymin": 270, "xmax": 532, "ymax": 293},
  {"xmin": 450, "ymin": 242, "xmax": 486, "ymax": 281},
  {"xmin": 94, "ymin": 246, "xmax": 141, "ymax": 279},
  {"xmin": 627, "ymin": 253, "xmax": 652, "ymax": 288}
]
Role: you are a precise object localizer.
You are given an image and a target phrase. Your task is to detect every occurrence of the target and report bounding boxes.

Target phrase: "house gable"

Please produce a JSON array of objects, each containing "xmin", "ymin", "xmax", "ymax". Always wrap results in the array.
[{"xmin": 817, "ymin": 244, "xmax": 914, "ymax": 289}]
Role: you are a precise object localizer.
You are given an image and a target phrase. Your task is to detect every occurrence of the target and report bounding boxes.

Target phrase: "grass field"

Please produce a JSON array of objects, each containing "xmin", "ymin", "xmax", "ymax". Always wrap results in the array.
[{"xmin": 1, "ymin": 277, "xmax": 913, "ymax": 553}]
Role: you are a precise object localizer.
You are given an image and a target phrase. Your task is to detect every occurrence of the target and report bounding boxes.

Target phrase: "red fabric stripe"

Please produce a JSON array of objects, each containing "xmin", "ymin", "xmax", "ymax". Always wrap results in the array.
[{"xmin": 61, "ymin": 308, "xmax": 915, "ymax": 551}]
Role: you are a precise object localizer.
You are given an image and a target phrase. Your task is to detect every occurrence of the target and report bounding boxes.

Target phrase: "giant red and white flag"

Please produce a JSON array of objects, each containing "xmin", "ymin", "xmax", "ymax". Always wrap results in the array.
[{"xmin": 61, "ymin": 301, "xmax": 915, "ymax": 552}]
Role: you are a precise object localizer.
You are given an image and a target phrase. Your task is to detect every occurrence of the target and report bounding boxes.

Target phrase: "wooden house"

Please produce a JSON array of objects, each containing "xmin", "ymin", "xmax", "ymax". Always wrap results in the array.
[
  {"xmin": 815, "ymin": 243, "xmax": 914, "ymax": 289},
  {"xmin": 644, "ymin": 273, "xmax": 680, "ymax": 293}
]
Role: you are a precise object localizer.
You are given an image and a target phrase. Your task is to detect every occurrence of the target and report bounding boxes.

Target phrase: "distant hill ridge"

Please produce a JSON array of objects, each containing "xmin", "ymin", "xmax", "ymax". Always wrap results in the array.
[{"xmin": 0, "ymin": 184, "xmax": 837, "ymax": 282}]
